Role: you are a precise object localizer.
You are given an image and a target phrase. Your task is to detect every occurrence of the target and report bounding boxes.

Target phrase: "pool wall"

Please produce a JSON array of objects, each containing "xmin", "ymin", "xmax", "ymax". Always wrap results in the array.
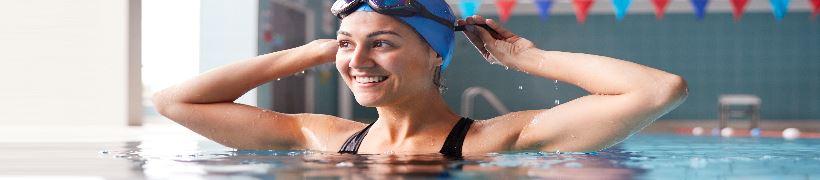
[
  {"xmin": 249, "ymin": 2, "xmax": 819, "ymax": 122},
  {"xmin": 350, "ymin": 13, "xmax": 820, "ymax": 121}
]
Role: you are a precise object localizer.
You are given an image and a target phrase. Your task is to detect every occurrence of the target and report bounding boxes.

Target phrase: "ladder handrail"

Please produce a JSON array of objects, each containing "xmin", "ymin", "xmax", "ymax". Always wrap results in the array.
[{"xmin": 461, "ymin": 87, "xmax": 511, "ymax": 118}]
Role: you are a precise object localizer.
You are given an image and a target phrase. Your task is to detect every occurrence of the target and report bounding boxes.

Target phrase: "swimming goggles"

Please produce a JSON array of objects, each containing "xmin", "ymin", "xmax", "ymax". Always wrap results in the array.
[
  {"xmin": 330, "ymin": 0, "xmax": 502, "ymax": 39},
  {"xmin": 331, "ymin": 0, "xmax": 456, "ymax": 28}
]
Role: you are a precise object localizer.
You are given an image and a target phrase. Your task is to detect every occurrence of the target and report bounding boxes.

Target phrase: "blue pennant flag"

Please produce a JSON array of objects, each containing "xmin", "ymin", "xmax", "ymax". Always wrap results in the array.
[
  {"xmin": 770, "ymin": 0, "xmax": 790, "ymax": 21},
  {"xmin": 690, "ymin": 0, "xmax": 709, "ymax": 20},
  {"xmin": 535, "ymin": 0, "xmax": 554, "ymax": 21},
  {"xmin": 459, "ymin": 0, "xmax": 482, "ymax": 19},
  {"xmin": 613, "ymin": 0, "xmax": 632, "ymax": 21}
]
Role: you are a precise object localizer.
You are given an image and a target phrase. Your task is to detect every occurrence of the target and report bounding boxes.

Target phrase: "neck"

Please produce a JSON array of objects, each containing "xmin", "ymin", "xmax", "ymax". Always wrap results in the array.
[{"xmin": 373, "ymin": 88, "xmax": 461, "ymax": 143}]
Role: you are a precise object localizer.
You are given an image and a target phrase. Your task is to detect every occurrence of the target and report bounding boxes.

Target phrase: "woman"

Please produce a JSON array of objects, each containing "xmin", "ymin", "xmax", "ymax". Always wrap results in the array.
[{"xmin": 152, "ymin": 0, "xmax": 687, "ymax": 156}]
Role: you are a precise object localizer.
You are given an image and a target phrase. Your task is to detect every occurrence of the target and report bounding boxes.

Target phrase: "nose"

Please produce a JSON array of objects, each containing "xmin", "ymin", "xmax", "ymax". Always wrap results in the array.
[{"xmin": 349, "ymin": 46, "xmax": 375, "ymax": 69}]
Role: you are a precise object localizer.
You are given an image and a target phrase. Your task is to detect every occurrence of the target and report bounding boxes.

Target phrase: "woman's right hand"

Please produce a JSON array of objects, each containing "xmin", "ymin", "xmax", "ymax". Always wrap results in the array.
[
  {"xmin": 305, "ymin": 39, "xmax": 339, "ymax": 64},
  {"xmin": 458, "ymin": 15, "xmax": 535, "ymax": 69}
]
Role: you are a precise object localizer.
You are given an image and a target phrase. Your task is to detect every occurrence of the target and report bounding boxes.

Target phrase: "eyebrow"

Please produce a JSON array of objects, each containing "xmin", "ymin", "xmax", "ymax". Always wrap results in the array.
[{"xmin": 337, "ymin": 30, "xmax": 403, "ymax": 38}]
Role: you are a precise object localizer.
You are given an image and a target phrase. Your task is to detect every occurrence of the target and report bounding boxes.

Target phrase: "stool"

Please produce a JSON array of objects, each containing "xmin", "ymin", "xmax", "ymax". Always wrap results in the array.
[{"xmin": 718, "ymin": 94, "xmax": 761, "ymax": 130}]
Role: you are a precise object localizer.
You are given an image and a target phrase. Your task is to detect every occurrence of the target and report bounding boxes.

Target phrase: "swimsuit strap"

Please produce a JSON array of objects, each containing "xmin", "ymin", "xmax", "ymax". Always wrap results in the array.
[
  {"xmin": 439, "ymin": 117, "xmax": 474, "ymax": 157},
  {"xmin": 338, "ymin": 123, "xmax": 374, "ymax": 154},
  {"xmin": 337, "ymin": 117, "xmax": 475, "ymax": 157}
]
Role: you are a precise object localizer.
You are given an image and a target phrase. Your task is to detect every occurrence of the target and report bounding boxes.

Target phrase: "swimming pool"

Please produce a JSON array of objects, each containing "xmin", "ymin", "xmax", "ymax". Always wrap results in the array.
[{"xmin": 3, "ymin": 133, "xmax": 818, "ymax": 179}]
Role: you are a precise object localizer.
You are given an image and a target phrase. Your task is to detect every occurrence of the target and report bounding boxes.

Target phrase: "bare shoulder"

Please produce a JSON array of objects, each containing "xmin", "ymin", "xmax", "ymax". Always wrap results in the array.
[
  {"xmin": 291, "ymin": 113, "xmax": 368, "ymax": 152},
  {"xmin": 463, "ymin": 110, "xmax": 543, "ymax": 154}
]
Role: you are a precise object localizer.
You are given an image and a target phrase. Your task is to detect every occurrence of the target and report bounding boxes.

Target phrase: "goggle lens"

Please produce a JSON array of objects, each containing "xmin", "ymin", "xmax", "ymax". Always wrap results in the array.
[
  {"xmin": 331, "ymin": 0, "xmax": 361, "ymax": 17},
  {"xmin": 371, "ymin": 0, "xmax": 411, "ymax": 9}
]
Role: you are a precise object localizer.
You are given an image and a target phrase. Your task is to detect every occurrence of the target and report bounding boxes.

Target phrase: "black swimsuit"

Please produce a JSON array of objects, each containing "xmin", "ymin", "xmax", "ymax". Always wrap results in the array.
[{"xmin": 338, "ymin": 117, "xmax": 475, "ymax": 157}]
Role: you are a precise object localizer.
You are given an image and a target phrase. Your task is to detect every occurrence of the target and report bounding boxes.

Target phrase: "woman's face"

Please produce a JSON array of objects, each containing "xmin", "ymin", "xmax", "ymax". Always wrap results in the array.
[{"xmin": 336, "ymin": 12, "xmax": 441, "ymax": 107}]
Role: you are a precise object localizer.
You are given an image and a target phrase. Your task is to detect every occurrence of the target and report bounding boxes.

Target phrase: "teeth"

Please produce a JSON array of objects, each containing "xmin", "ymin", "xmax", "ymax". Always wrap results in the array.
[{"xmin": 355, "ymin": 76, "xmax": 387, "ymax": 83}]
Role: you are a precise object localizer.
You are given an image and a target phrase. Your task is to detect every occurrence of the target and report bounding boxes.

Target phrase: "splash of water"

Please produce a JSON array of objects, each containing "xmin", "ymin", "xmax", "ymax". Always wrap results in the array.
[{"xmin": 553, "ymin": 80, "xmax": 560, "ymax": 106}]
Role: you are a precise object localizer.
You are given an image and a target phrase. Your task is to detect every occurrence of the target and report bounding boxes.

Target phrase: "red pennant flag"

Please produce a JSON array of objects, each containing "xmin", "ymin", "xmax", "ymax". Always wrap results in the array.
[
  {"xmin": 496, "ymin": 0, "xmax": 517, "ymax": 23},
  {"xmin": 573, "ymin": 0, "xmax": 594, "ymax": 23},
  {"xmin": 651, "ymin": 0, "xmax": 670, "ymax": 20},
  {"xmin": 811, "ymin": 0, "xmax": 820, "ymax": 19},
  {"xmin": 730, "ymin": 0, "xmax": 749, "ymax": 21}
]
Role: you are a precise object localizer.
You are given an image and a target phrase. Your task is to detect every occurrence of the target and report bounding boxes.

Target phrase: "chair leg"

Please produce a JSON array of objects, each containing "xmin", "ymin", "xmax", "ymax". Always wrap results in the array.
[
  {"xmin": 751, "ymin": 104, "xmax": 760, "ymax": 129},
  {"xmin": 719, "ymin": 104, "xmax": 727, "ymax": 130}
]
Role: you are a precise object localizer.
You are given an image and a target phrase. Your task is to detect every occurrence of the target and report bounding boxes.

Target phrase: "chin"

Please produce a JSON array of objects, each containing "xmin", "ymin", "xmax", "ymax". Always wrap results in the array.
[{"xmin": 353, "ymin": 96, "xmax": 382, "ymax": 107}]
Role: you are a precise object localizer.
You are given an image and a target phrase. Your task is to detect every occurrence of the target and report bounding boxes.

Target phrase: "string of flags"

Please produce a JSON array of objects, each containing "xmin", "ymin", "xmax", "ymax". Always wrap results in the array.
[{"xmin": 457, "ymin": 0, "xmax": 820, "ymax": 23}]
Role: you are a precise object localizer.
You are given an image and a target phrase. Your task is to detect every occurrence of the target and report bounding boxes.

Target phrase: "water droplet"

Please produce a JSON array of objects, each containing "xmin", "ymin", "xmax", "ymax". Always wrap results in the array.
[
  {"xmin": 294, "ymin": 70, "xmax": 306, "ymax": 76},
  {"xmin": 553, "ymin": 79, "xmax": 560, "ymax": 106}
]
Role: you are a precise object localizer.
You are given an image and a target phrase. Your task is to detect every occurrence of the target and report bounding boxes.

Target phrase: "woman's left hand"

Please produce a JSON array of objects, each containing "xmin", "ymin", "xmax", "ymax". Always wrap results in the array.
[{"xmin": 457, "ymin": 15, "xmax": 535, "ymax": 68}]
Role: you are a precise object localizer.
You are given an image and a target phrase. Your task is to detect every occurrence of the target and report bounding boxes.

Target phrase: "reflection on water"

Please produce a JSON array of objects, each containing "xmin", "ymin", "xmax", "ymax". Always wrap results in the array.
[
  {"xmin": 104, "ymin": 134, "xmax": 820, "ymax": 179},
  {"xmin": 112, "ymin": 140, "xmax": 642, "ymax": 179}
]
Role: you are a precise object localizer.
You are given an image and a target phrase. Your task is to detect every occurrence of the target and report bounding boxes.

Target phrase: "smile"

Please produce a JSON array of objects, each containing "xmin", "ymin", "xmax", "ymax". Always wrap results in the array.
[{"xmin": 354, "ymin": 76, "xmax": 389, "ymax": 84}]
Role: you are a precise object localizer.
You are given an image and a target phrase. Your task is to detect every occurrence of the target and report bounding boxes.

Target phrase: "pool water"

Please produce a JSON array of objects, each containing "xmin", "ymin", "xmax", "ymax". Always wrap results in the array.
[
  {"xmin": 2, "ymin": 134, "xmax": 818, "ymax": 179},
  {"xmin": 93, "ymin": 134, "xmax": 819, "ymax": 179}
]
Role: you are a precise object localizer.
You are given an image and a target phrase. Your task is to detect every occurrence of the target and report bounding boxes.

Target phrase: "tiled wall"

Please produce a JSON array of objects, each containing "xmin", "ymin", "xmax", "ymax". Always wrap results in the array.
[
  {"xmin": 310, "ymin": 10, "xmax": 819, "ymax": 121},
  {"xmin": 442, "ymin": 12, "xmax": 820, "ymax": 120},
  {"xmin": 341, "ymin": 12, "xmax": 819, "ymax": 121}
]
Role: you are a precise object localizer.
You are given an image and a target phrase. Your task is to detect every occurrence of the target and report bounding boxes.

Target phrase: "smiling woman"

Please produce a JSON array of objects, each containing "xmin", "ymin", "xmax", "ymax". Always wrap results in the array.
[{"xmin": 152, "ymin": 0, "xmax": 687, "ymax": 157}]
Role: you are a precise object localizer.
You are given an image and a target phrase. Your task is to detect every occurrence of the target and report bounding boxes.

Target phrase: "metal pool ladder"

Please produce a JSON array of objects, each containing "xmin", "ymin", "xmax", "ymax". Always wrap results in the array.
[{"xmin": 461, "ymin": 87, "xmax": 510, "ymax": 117}]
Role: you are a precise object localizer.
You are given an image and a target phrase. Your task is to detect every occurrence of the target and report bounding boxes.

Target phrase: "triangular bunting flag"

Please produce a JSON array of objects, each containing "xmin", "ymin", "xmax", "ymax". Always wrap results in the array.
[
  {"xmin": 573, "ymin": 0, "xmax": 595, "ymax": 24},
  {"xmin": 730, "ymin": 0, "xmax": 749, "ymax": 21},
  {"xmin": 770, "ymin": 0, "xmax": 790, "ymax": 21},
  {"xmin": 651, "ymin": 0, "xmax": 670, "ymax": 20},
  {"xmin": 812, "ymin": 0, "xmax": 820, "ymax": 19},
  {"xmin": 496, "ymin": 0, "xmax": 517, "ymax": 23},
  {"xmin": 458, "ymin": 0, "xmax": 482, "ymax": 19},
  {"xmin": 690, "ymin": 0, "xmax": 709, "ymax": 20},
  {"xmin": 613, "ymin": 0, "xmax": 632, "ymax": 21},
  {"xmin": 535, "ymin": 0, "xmax": 554, "ymax": 21}
]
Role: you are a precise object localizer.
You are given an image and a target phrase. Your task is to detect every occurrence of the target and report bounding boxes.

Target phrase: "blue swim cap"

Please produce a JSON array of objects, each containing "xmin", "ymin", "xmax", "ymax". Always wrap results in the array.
[{"xmin": 349, "ymin": 2, "xmax": 457, "ymax": 72}]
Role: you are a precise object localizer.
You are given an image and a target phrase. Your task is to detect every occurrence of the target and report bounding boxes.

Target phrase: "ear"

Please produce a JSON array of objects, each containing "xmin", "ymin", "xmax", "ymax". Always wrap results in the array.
[{"xmin": 430, "ymin": 49, "xmax": 443, "ymax": 67}]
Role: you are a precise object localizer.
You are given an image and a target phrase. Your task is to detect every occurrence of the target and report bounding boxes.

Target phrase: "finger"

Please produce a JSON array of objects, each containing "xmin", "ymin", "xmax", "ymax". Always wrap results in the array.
[
  {"xmin": 456, "ymin": 19, "xmax": 466, "ymax": 26},
  {"xmin": 485, "ymin": 19, "xmax": 517, "ymax": 39},
  {"xmin": 465, "ymin": 16, "xmax": 477, "ymax": 25},
  {"xmin": 472, "ymin": 15, "xmax": 487, "ymax": 25},
  {"xmin": 473, "ymin": 24, "xmax": 497, "ymax": 46}
]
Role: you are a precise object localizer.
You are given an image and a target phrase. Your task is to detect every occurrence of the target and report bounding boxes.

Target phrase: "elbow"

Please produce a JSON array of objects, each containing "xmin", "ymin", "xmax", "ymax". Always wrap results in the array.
[
  {"xmin": 668, "ymin": 74, "xmax": 689, "ymax": 104},
  {"xmin": 652, "ymin": 74, "xmax": 688, "ymax": 109},
  {"xmin": 151, "ymin": 90, "xmax": 175, "ymax": 117}
]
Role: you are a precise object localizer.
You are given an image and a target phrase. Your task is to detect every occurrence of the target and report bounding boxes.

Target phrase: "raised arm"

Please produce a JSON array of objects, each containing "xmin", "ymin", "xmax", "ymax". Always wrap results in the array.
[
  {"xmin": 460, "ymin": 16, "xmax": 687, "ymax": 152},
  {"xmin": 152, "ymin": 39, "xmax": 351, "ymax": 150}
]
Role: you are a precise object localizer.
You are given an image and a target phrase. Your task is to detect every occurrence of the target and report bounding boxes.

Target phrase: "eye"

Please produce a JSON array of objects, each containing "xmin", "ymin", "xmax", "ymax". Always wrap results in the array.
[
  {"xmin": 338, "ymin": 40, "xmax": 352, "ymax": 49},
  {"xmin": 373, "ymin": 40, "xmax": 392, "ymax": 48}
]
